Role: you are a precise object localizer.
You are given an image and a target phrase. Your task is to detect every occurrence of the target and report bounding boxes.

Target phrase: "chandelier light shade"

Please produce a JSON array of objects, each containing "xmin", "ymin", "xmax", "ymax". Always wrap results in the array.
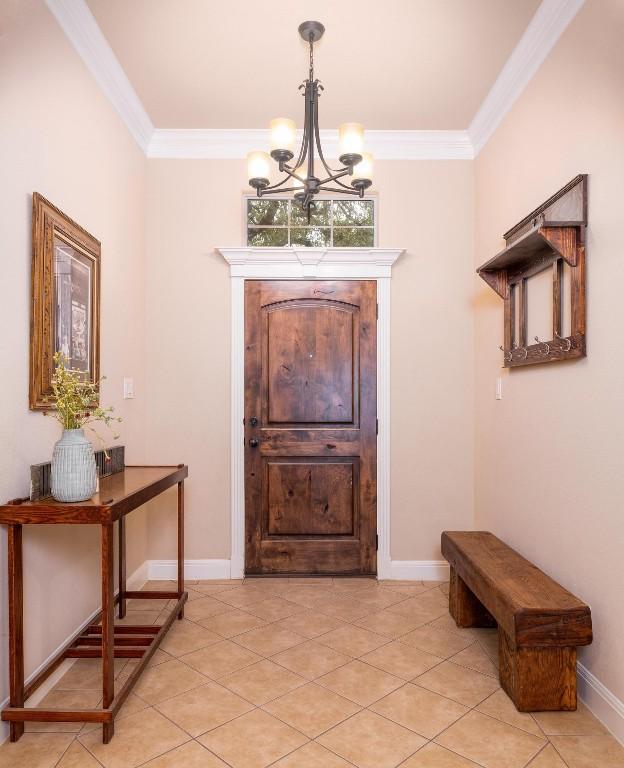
[
  {"xmin": 246, "ymin": 151, "xmax": 271, "ymax": 185},
  {"xmin": 247, "ymin": 20, "xmax": 374, "ymax": 215}
]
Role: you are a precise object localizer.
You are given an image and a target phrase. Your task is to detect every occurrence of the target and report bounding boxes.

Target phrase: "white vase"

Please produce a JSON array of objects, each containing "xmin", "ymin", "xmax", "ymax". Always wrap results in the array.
[{"xmin": 51, "ymin": 429, "xmax": 97, "ymax": 502}]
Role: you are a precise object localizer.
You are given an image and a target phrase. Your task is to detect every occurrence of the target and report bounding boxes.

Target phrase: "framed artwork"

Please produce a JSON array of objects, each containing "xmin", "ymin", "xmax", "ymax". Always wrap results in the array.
[{"xmin": 30, "ymin": 193, "xmax": 101, "ymax": 409}]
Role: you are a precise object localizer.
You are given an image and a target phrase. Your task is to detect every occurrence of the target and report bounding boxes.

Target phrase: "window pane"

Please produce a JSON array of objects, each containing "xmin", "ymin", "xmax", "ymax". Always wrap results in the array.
[
  {"xmin": 333, "ymin": 227, "xmax": 375, "ymax": 247},
  {"xmin": 290, "ymin": 200, "xmax": 331, "ymax": 226},
  {"xmin": 291, "ymin": 228, "xmax": 331, "ymax": 247},
  {"xmin": 247, "ymin": 199, "xmax": 288, "ymax": 226},
  {"xmin": 332, "ymin": 200, "xmax": 374, "ymax": 226},
  {"xmin": 247, "ymin": 227, "xmax": 288, "ymax": 247}
]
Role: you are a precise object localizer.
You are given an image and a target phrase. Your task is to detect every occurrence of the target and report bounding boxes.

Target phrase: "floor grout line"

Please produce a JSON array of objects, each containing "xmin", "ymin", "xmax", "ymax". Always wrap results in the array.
[{"xmin": 5, "ymin": 580, "xmax": 618, "ymax": 768}]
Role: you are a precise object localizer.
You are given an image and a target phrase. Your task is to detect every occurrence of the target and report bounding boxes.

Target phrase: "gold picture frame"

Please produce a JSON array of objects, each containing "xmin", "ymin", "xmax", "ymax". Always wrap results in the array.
[{"xmin": 30, "ymin": 193, "xmax": 101, "ymax": 410}]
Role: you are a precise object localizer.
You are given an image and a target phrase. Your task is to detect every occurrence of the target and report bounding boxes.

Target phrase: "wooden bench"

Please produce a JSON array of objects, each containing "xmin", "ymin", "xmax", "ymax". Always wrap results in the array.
[{"xmin": 441, "ymin": 531, "xmax": 592, "ymax": 711}]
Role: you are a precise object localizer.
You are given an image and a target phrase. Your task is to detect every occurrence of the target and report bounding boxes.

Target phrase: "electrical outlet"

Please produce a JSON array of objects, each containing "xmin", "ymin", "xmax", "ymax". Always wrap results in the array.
[
  {"xmin": 123, "ymin": 377, "xmax": 134, "ymax": 399},
  {"xmin": 495, "ymin": 377, "xmax": 502, "ymax": 400}
]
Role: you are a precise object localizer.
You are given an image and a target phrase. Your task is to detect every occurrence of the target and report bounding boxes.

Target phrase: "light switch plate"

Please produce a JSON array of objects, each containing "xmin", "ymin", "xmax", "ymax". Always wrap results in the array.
[
  {"xmin": 123, "ymin": 377, "xmax": 134, "ymax": 399},
  {"xmin": 495, "ymin": 377, "xmax": 502, "ymax": 400}
]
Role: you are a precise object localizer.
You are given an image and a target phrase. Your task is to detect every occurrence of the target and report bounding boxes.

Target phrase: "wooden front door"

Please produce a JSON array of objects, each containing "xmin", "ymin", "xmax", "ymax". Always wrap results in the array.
[{"xmin": 244, "ymin": 280, "xmax": 377, "ymax": 575}]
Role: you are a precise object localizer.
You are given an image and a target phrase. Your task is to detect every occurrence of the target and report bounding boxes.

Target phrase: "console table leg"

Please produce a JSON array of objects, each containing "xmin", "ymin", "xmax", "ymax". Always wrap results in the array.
[
  {"xmin": 8, "ymin": 524, "xmax": 24, "ymax": 742},
  {"xmin": 177, "ymin": 480, "xmax": 184, "ymax": 619},
  {"xmin": 118, "ymin": 518, "xmax": 126, "ymax": 619},
  {"xmin": 101, "ymin": 523, "xmax": 115, "ymax": 743}
]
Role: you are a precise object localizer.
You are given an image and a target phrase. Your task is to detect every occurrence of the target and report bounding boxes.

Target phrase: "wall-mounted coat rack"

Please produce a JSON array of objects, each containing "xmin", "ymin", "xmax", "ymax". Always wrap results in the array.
[{"xmin": 478, "ymin": 175, "xmax": 587, "ymax": 368}]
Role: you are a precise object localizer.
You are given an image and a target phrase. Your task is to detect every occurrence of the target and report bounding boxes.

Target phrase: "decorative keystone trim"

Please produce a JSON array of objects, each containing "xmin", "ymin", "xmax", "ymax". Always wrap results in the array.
[
  {"xmin": 216, "ymin": 247, "xmax": 404, "ymax": 279},
  {"xmin": 469, "ymin": 0, "xmax": 585, "ymax": 154},
  {"xmin": 44, "ymin": 0, "xmax": 154, "ymax": 151}
]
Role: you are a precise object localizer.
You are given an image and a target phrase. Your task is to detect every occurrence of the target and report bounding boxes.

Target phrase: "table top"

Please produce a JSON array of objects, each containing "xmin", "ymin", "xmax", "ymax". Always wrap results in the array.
[{"xmin": 0, "ymin": 465, "xmax": 188, "ymax": 525}]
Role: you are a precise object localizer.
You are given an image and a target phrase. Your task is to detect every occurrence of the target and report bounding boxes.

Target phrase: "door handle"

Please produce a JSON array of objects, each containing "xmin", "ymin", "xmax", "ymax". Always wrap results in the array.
[{"xmin": 249, "ymin": 438, "xmax": 259, "ymax": 448}]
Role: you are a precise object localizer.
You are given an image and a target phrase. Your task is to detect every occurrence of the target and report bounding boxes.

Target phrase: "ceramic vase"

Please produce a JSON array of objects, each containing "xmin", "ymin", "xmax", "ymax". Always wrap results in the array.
[{"xmin": 51, "ymin": 429, "xmax": 97, "ymax": 502}]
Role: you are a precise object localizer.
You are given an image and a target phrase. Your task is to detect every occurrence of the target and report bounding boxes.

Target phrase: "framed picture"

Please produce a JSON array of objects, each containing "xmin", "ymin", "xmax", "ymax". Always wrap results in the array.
[{"xmin": 30, "ymin": 193, "xmax": 100, "ymax": 410}]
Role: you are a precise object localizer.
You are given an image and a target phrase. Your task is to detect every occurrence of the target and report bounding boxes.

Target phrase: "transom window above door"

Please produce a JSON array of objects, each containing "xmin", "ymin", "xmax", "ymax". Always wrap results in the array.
[{"xmin": 245, "ymin": 197, "xmax": 376, "ymax": 248}]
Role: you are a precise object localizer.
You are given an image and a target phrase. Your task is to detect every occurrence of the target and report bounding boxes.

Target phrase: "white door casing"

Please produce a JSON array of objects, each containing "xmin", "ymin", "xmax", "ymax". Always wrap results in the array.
[{"xmin": 217, "ymin": 247, "xmax": 403, "ymax": 579}]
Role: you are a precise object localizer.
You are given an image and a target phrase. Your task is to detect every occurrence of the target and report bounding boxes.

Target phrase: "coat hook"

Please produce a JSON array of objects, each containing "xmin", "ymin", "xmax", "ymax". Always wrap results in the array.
[
  {"xmin": 555, "ymin": 332, "xmax": 572, "ymax": 352},
  {"xmin": 534, "ymin": 336, "xmax": 550, "ymax": 356}
]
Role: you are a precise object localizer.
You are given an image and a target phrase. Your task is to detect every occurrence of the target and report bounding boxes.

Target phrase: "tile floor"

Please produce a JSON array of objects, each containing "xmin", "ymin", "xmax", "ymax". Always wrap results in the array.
[{"xmin": 1, "ymin": 578, "xmax": 623, "ymax": 768}]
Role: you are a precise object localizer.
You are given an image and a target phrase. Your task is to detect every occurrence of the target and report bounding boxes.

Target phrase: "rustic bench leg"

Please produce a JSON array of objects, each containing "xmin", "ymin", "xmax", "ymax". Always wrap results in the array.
[
  {"xmin": 498, "ymin": 629, "xmax": 577, "ymax": 711},
  {"xmin": 449, "ymin": 566, "xmax": 497, "ymax": 628}
]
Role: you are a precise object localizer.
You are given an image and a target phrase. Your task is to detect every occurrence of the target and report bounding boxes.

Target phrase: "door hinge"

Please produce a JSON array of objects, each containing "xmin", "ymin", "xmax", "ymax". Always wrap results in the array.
[
  {"xmin": 376, "ymin": 303, "xmax": 379, "ymax": 320},
  {"xmin": 243, "ymin": 417, "xmax": 246, "ymax": 426},
  {"xmin": 375, "ymin": 534, "xmax": 379, "ymax": 551},
  {"xmin": 376, "ymin": 418, "xmax": 379, "ymax": 435}
]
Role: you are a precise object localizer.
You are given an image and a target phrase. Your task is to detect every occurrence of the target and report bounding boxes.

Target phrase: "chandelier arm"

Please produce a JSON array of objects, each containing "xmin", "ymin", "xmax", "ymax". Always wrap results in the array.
[
  {"xmin": 259, "ymin": 176, "xmax": 299, "ymax": 192},
  {"xmin": 317, "ymin": 186, "xmax": 362, "ymax": 195},
  {"xmin": 316, "ymin": 168, "xmax": 354, "ymax": 186},
  {"xmin": 290, "ymin": 88, "xmax": 309, "ymax": 172},
  {"xmin": 259, "ymin": 185, "xmax": 301, "ymax": 195},
  {"xmin": 312, "ymin": 97, "xmax": 348, "ymax": 179},
  {"xmin": 280, "ymin": 166, "xmax": 306, "ymax": 183}
]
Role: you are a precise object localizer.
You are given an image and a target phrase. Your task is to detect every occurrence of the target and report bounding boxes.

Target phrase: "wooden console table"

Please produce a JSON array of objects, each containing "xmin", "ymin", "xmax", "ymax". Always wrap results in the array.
[{"xmin": 0, "ymin": 464, "xmax": 188, "ymax": 743}]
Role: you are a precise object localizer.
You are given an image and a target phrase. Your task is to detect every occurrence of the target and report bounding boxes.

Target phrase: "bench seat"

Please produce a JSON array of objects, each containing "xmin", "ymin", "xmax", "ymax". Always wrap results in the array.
[{"xmin": 441, "ymin": 531, "xmax": 592, "ymax": 711}]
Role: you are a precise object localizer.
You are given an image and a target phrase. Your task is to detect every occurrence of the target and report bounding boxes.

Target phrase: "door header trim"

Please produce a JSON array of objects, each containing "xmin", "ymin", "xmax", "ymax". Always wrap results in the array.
[
  {"xmin": 219, "ymin": 248, "xmax": 403, "ymax": 579},
  {"xmin": 216, "ymin": 247, "xmax": 404, "ymax": 279}
]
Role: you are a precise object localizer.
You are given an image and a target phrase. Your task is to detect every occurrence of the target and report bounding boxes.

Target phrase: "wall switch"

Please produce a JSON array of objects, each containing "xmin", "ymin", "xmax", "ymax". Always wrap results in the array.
[
  {"xmin": 495, "ymin": 377, "xmax": 502, "ymax": 400},
  {"xmin": 123, "ymin": 377, "xmax": 134, "ymax": 399}
]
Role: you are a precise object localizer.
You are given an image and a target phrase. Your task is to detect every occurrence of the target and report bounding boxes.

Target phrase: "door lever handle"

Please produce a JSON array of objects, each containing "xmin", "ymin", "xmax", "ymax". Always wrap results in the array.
[{"xmin": 249, "ymin": 438, "xmax": 259, "ymax": 448}]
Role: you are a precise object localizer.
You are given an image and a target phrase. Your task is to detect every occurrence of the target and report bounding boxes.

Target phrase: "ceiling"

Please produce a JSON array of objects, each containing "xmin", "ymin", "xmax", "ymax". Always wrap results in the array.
[{"xmin": 85, "ymin": 0, "xmax": 541, "ymax": 130}]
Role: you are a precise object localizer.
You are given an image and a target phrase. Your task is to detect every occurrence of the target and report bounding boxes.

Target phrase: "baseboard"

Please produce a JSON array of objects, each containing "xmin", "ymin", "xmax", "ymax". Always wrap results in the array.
[
  {"xmin": 147, "ymin": 558, "xmax": 450, "ymax": 582},
  {"xmin": 127, "ymin": 559, "xmax": 149, "ymax": 590},
  {"xmin": 389, "ymin": 560, "xmax": 451, "ymax": 581},
  {"xmin": 578, "ymin": 662, "xmax": 624, "ymax": 745},
  {"xmin": 147, "ymin": 559, "xmax": 232, "ymax": 580}
]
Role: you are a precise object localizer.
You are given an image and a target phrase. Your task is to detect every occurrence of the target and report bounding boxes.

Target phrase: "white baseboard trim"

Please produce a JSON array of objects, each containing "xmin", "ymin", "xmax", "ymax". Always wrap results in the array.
[
  {"xmin": 389, "ymin": 560, "xmax": 451, "ymax": 581},
  {"xmin": 127, "ymin": 559, "xmax": 149, "ymax": 591},
  {"xmin": 147, "ymin": 558, "xmax": 450, "ymax": 582},
  {"xmin": 578, "ymin": 662, "xmax": 624, "ymax": 745},
  {"xmin": 148, "ymin": 559, "xmax": 232, "ymax": 581}
]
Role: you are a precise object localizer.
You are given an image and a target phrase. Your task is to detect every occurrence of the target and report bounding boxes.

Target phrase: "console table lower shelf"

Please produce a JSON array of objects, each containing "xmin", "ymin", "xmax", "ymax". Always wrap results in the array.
[{"xmin": 0, "ymin": 464, "xmax": 189, "ymax": 743}]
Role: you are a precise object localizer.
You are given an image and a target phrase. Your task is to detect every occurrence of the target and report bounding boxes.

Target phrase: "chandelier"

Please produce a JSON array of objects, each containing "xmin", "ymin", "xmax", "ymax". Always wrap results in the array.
[{"xmin": 247, "ymin": 20, "xmax": 373, "ymax": 216}]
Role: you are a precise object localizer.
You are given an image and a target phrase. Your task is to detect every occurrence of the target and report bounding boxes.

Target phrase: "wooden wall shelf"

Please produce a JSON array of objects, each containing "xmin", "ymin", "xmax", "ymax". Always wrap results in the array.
[{"xmin": 477, "ymin": 175, "xmax": 587, "ymax": 368}]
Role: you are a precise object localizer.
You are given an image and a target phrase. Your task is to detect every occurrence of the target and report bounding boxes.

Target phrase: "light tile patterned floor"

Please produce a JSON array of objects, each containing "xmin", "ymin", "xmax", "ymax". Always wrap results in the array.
[{"xmin": 1, "ymin": 578, "xmax": 623, "ymax": 768}]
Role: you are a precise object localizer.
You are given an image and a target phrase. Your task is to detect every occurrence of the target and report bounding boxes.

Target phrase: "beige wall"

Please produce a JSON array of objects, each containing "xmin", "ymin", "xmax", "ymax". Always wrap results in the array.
[
  {"xmin": 144, "ymin": 159, "xmax": 475, "ymax": 562},
  {"xmin": 0, "ymin": 0, "xmax": 147, "ymax": 728},
  {"xmin": 474, "ymin": 0, "xmax": 624, "ymax": 701}
]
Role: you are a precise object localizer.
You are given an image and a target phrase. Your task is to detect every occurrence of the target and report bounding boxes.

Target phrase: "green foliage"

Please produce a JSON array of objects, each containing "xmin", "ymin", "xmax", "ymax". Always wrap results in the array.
[
  {"xmin": 333, "ymin": 227, "xmax": 375, "ymax": 247},
  {"xmin": 332, "ymin": 200, "xmax": 374, "ymax": 226},
  {"xmin": 291, "ymin": 200, "xmax": 330, "ymax": 226},
  {"xmin": 247, "ymin": 199, "xmax": 288, "ymax": 226},
  {"xmin": 248, "ymin": 227, "xmax": 289, "ymax": 247},
  {"xmin": 247, "ymin": 198, "xmax": 375, "ymax": 247},
  {"xmin": 45, "ymin": 353, "xmax": 122, "ymax": 442},
  {"xmin": 291, "ymin": 227, "xmax": 331, "ymax": 247}
]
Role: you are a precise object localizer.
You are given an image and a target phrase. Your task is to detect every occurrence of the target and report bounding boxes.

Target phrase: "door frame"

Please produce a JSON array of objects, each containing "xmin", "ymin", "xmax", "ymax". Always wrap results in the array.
[{"xmin": 217, "ymin": 247, "xmax": 404, "ymax": 579}]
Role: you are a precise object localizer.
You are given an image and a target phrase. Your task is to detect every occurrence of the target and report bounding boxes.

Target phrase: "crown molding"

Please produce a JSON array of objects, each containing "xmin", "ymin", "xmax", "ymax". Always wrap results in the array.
[
  {"xmin": 469, "ymin": 0, "xmax": 585, "ymax": 154},
  {"xmin": 148, "ymin": 129, "xmax": 473, "ymax": 160},
  {"xmin": 44, "ymin": 0, "xmax": 154, "ymax": 152},
  {"xmin": 217, "ymin": 247, "xmax": 404, "ymax": 279},
  {"xmin": 46, "ymin": 0, "xmax": 584, "ymax": 160}
]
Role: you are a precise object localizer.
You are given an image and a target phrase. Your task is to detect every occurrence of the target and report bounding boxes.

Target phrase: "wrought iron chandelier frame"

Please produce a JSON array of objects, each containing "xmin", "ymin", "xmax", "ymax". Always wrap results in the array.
[{"xmin": 248, "ymin": 21, "xmax": 372, "ymax": 214}]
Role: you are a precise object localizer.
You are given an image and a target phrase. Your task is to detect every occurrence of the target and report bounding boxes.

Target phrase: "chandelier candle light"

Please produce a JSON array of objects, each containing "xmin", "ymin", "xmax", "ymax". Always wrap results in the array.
[{"xmin": 247, "ymin": 20, "xmax": 374, "ymax": 216}]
